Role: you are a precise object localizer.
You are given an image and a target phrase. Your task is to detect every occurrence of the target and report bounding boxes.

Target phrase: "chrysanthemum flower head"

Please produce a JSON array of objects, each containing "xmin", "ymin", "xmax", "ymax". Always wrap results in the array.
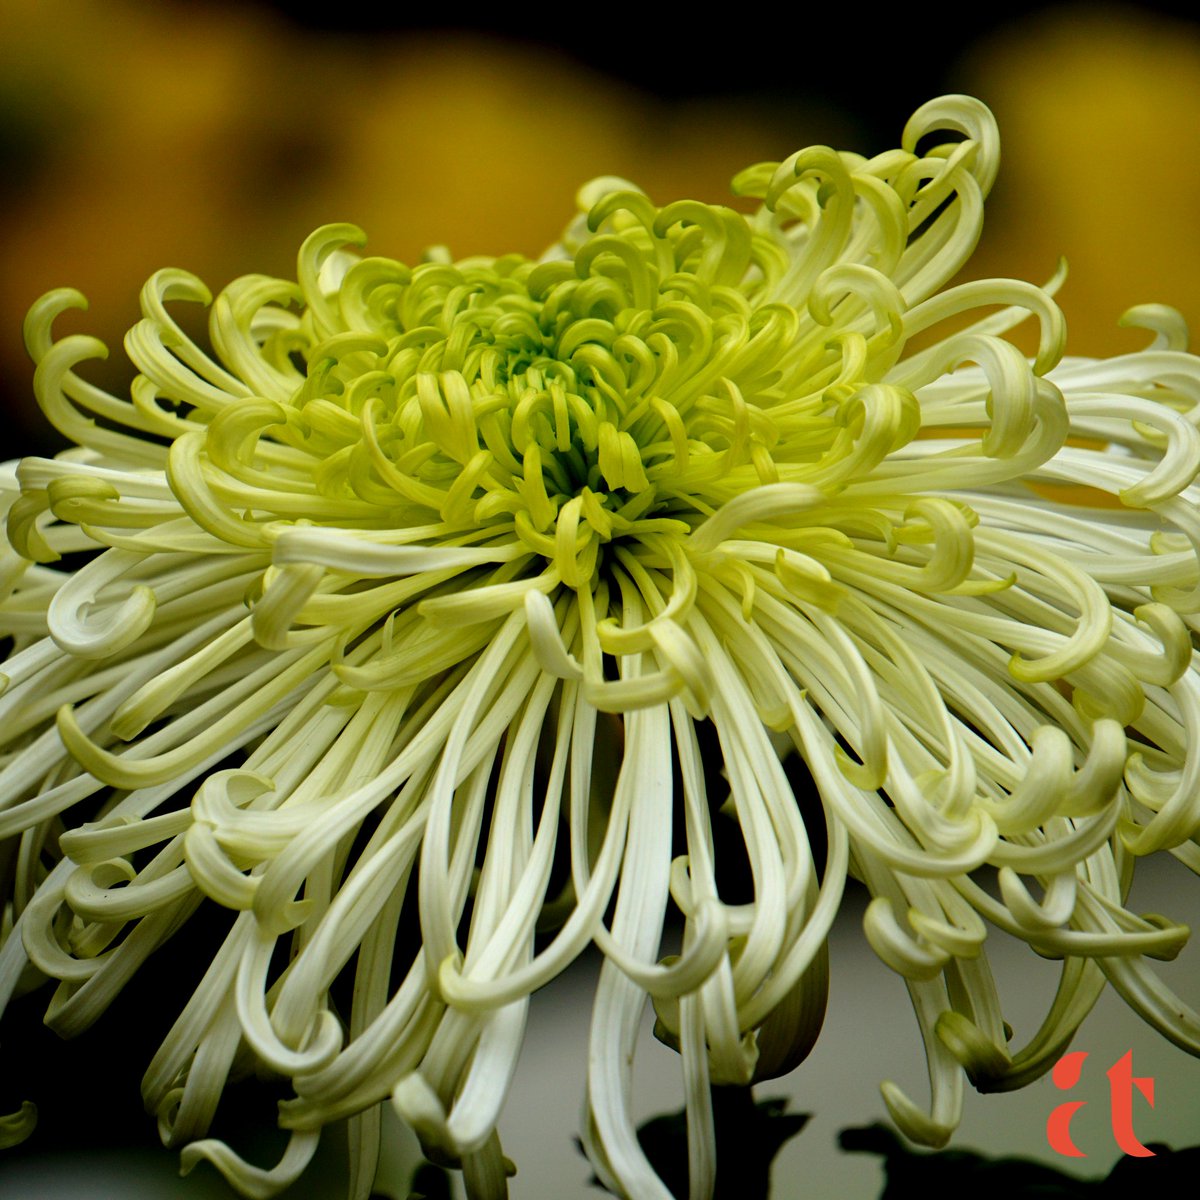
[{"xmin": 2, "ymin": 94, "xmax": 1199, "ymax": 1199}]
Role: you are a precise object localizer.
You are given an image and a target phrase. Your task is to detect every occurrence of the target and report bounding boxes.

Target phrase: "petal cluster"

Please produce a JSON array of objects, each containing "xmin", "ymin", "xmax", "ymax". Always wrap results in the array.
[{"xmin": 1, "ymin": 95, "xmax": 1199, "ymax": 1199}]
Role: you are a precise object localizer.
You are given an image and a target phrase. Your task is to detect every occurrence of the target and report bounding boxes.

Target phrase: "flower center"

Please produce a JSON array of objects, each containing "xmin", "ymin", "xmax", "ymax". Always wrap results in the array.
[{"xmin": 264, "ymin": 230, "xmax": 788, "ymax": 583}]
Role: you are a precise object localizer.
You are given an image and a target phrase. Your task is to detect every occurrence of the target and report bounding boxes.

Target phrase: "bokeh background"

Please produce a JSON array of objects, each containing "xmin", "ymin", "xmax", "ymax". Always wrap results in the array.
[
  {"xmin": 3, "ymin": 0, "xmax": 1200, "ymax": 450},
  {"xmin": 0, "ymin": 0, "xmax": 1198, "ymax": 1196}
]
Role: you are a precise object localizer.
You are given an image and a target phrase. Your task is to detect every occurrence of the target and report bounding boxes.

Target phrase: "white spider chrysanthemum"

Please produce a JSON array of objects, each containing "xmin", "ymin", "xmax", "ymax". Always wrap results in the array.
[{"xmin": 1, "ymin": 94, "xmax": 1199, "ymax": 1198}]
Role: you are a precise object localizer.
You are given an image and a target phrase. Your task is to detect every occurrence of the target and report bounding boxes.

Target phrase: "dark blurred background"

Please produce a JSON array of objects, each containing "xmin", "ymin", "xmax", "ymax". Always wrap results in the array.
[
  {"xmin": 1, "ymin": 0, "xmax": 1199, "ymax": 458},
  {"xmin": 0, "ymin": 6, "xmax": 1198, "ymax": 1195}
]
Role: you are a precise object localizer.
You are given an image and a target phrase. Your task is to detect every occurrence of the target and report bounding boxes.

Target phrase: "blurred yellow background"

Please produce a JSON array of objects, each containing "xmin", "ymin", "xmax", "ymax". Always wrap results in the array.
[{"xmin": 0, "ymin": 0, "xmax": 1197, "ymax": 450}]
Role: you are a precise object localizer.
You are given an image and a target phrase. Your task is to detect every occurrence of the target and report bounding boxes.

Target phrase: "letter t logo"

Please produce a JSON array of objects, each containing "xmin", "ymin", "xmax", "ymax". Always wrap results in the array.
[{"xmin": 1106, "ymin": 1050, "xmax": 1156, "ymax": 1157}]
